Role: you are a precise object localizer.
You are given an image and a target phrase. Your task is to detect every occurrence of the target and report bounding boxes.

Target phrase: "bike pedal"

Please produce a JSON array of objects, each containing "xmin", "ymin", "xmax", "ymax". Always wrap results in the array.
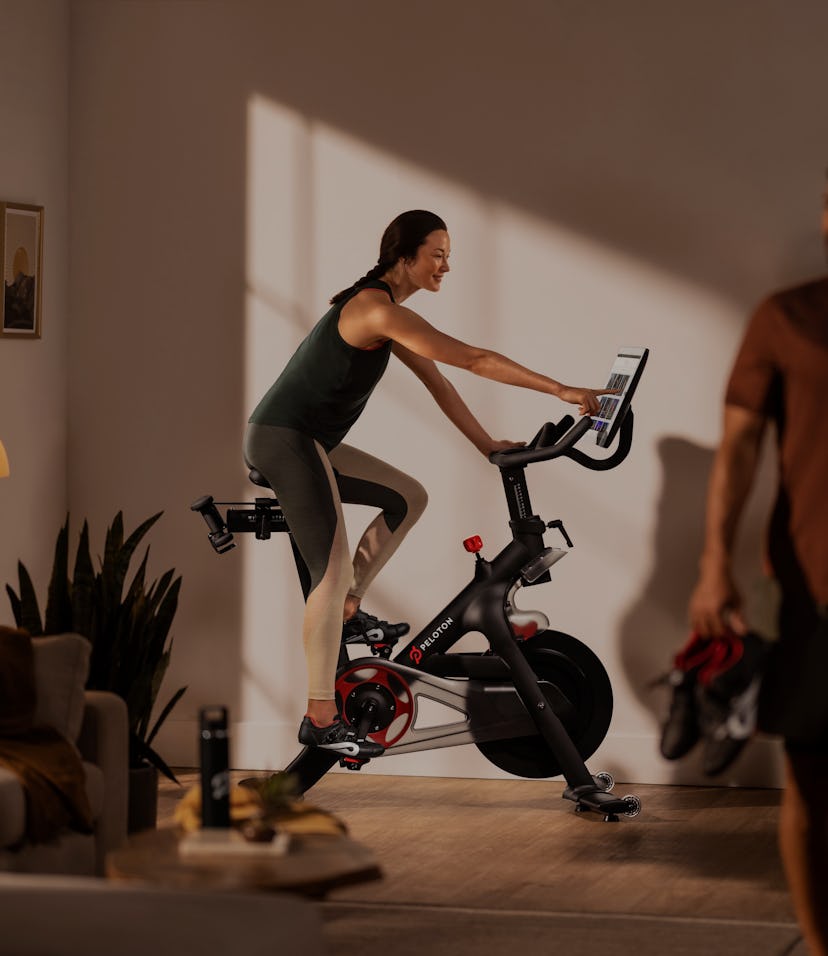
[
  {"xmin": 339, "ymin": 756, "xmax": 369, "ymax": 771},
  {"xmin": 369, "ymin": 643, "xmax": 393, "ymax": 659},
  {"xmin": 343, "ymin": 635, "xmax": 399, "ymax": 647}
]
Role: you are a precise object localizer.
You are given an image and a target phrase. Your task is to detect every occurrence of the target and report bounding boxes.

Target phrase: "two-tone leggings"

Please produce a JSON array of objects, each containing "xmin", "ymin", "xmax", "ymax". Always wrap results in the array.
[{"xmin": 243, "ymin": 423, "xmax": 428, "ymax": 700}]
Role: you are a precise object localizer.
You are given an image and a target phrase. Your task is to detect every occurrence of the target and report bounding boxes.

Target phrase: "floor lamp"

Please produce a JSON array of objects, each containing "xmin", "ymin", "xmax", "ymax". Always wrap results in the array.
[{"xmin": 0, "ymin": 439, "xmax": 9, "ymax": 478}]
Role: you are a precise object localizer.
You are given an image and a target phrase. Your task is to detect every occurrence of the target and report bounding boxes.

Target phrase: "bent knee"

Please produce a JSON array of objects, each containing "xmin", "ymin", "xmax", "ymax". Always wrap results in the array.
[
  {"xmin": 381, "ymin": 479, "xmax": 428, "ymax": 533},
  {"xmin": 406, "ymin": 480, "xmax": 428, "ymax": 522}
]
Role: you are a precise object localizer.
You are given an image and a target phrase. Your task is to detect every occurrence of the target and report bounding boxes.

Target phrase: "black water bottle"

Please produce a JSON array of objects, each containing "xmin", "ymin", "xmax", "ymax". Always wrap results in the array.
[{"xmin": 199, "ymin": 706, "xmax": 230, "ymax": 828}]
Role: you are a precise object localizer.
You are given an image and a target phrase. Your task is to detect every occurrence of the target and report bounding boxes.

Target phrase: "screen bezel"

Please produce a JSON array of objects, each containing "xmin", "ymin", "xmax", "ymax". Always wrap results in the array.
[{"xmin": 590, "ymin": 346, "xmax": 649, "ymax": 448}]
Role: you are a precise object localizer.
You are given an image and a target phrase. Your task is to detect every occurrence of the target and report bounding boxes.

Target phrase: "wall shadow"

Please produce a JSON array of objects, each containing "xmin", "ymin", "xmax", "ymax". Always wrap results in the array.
[
  {"xmin": 619, "ymin": 436, "xmax": 713, "ymax": 714},
  {"xmin": 231, "ymin": 1, "xmax": 828, "ymax": 309},
  {"xmin": 619, "ymin": 434, "xmax": 779, "ymax": 784}
]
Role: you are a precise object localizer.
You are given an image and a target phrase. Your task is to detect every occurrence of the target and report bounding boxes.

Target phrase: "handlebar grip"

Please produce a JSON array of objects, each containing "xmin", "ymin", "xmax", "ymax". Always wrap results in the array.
[
  {"xmin": 548, "ymin": 414, "xmax": 593, "ymax": 451},
  {"xmin": 191, "ymin": 495, "xmax": 225, "ymax": 535},
  {"xmin": 489, "ymin": 408, "xmax": 634, "ymax": 471},
  {"xmin": 489, "ymin": 415, "xmax": 593, "ymax": 468},
  {"xmin": 528, "ymin": 416, "xmax": 575, "ymax": 450}
]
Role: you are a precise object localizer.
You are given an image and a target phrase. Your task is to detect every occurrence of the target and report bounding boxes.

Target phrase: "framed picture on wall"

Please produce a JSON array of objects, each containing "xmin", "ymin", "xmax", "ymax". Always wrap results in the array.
[{"xmin": 0, "ymin": 202, "xmax": 44, "ymax": 339}]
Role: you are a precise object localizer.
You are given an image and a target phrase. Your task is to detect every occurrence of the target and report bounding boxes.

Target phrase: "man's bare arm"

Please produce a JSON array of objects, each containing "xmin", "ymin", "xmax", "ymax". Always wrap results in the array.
[{"xmin": 689, "ymin": 404, "xmax": 768, "ymax": 635}]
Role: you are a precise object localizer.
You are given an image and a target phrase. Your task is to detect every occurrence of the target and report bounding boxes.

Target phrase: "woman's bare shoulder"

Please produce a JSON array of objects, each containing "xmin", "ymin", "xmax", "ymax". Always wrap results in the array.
[
  {"xmin": 341, "ymin": 285, "xmax": 397, "ymax": 315},
  {"xmin": 338, "ymin": 288, "xmax": 404, "ymax": 347}
]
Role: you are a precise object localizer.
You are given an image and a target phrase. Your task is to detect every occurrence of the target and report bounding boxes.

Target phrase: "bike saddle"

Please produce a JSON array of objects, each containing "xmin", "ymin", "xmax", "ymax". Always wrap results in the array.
[{"xmin": 248, "ymin": 468, "xmax": 271, "ymax": 489}]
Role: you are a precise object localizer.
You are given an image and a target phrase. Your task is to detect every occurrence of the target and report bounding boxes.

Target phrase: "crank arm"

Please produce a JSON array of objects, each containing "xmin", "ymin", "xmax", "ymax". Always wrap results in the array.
[{"xmin": 344, "ymin": 659, "xmax": 570, "ymax": 755}]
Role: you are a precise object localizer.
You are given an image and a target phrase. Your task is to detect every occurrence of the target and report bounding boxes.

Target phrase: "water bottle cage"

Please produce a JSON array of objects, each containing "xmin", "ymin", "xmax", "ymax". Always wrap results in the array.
[
  {"xmin": 506, "ymin": 607, "xmax": 550, "ymax": 640},
  {"xmin": 505, "ymin": 565, "xmax": 554, "ymax": 640}
]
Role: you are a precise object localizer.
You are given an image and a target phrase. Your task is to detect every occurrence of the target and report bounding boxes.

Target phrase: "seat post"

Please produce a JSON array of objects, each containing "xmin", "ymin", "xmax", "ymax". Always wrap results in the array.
[{"xmin": 500, "ymin": 466, "xmax": 534, "ymax": 522}]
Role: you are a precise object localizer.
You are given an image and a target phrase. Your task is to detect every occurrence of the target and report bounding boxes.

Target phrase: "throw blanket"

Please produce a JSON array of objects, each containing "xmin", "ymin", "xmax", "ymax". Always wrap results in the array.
[
  {"xmin": 0, "ymin": 624, "xmax": 35, "ymax": 734},
  {"xmin": 0, "ymin": 729, "xmax": 94, "ymax": 843},
  {"xmin": 0, "ymin": 626, "xmax": 93, "ymax": 844}
]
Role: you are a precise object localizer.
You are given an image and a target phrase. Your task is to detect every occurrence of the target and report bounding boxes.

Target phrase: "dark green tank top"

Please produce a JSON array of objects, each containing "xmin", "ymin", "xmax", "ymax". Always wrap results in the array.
[{"xmin": 248, "ymin": 280, "xmax": 394, "ymax": 450}]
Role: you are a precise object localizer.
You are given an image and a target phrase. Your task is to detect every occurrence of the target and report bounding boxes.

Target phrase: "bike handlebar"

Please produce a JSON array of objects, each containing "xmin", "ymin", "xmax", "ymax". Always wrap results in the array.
[{"xmin": 488, "ymin": 409, "xmax": 634, "ymax": 472}]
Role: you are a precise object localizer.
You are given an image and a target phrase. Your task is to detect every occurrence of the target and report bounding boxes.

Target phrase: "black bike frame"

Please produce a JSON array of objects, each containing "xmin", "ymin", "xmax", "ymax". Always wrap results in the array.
[
  {"xmin": 291, "ymin": 414, "xmax": 635, "ymax": 793},
  {"xmin": 194, "ymin": 411, "xmax": 637, "ymax": 806}
]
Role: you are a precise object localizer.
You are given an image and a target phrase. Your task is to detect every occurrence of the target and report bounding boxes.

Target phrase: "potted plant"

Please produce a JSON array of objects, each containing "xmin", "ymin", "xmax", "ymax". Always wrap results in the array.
[{"xmin": 5, "ymin": 512, "xmax": 185, "ymax": 831}]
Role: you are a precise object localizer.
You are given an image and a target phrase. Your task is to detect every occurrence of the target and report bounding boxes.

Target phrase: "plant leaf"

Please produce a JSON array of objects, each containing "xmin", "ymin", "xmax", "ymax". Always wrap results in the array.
[
  {"xmin": 44, "ymin": 516, "xmax": 72, "ymax": 635},
  {"xmin": 122, "ymin": 512, "xmax": 162, "ymax": 564},
  {"xmin": 146, "ymin": 685, "xmax": 187, "ymax": 747},
  {"xmin": 130, "ymin": 733, "xmax": 179, "ymax": 784},
  {"xmin": 99, "ymin": 512, "xmax": 126, "ymax": 637},
  {"xmin": 5, "ymin": 584, "xmax": 22, "ymax": 628},
  {"xmin": 71, "ymin": 521, "xmax": 95, "ymax": 639},
  {"xmin": 15, "ymin": 562, "xmax": 43, "ymax": 636}
]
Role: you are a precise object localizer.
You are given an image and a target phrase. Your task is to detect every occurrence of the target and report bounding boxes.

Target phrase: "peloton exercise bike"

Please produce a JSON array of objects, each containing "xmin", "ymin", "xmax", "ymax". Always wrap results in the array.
[{"xmin": 192, "ymin": 346, "xmax": 649, "ymax": 821}]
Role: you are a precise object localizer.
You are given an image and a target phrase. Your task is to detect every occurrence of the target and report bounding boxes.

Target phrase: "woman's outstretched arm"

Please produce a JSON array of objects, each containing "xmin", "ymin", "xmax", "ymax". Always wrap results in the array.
[
  {"xmin": 392, "ymin": 343, "xmax": 523, "ymax": 456},
  {"xmin": 370, "ymin": 302, "xmax": 611, "ymax": 415}
]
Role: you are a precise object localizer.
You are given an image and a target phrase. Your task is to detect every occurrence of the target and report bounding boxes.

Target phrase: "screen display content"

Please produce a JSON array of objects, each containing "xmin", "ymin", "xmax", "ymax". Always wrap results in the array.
[{"xmin": 591, "ymin": 346, "xmax": 649, "ymax": 447}]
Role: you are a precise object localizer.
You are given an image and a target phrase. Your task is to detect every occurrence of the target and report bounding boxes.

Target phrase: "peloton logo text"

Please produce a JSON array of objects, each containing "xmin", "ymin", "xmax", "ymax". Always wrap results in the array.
[{"xmin": 410, "ymin": 617, "xmax": 454, "ymax": 664}]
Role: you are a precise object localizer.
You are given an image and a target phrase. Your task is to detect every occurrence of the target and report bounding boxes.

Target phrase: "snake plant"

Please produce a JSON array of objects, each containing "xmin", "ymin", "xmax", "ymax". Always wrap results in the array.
[{"xmin": 5, "ymin": 512, "xmax": 185, "ymax": 782}]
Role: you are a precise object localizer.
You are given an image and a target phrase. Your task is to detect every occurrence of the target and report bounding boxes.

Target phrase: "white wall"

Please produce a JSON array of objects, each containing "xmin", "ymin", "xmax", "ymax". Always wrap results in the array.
[
  {"xmin": 63, "ymin": 0, "xmax": 828, "ymax": 786},
  {"xmin": 0, "ymin": 1, "xmax": 70, "ymax": 620}
]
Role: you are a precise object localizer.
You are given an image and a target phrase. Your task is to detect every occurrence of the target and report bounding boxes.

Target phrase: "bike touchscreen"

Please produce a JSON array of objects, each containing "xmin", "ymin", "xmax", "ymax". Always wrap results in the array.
[{"xmin": 591, "ymin": 346, "xmax": 649, "ymax": 448}]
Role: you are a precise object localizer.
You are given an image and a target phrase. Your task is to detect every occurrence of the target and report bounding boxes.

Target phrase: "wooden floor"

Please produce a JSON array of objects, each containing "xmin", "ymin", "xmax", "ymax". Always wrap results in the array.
[{"xmin": 158, "ymin": 771, "xmax": 803, "ymax": 955}]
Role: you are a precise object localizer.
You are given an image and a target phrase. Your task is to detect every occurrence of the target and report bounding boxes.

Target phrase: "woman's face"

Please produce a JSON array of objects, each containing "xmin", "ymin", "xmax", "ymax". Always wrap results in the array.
[{"xmin": 404, "ymin": 230, "xmax": 451, "ymax": 292}]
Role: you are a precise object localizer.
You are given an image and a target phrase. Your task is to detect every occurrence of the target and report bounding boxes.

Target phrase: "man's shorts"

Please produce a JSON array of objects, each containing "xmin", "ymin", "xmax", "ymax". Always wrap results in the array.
[{"xmin": 757, "ymin": 599, "xmax": 828, "ymax": 753}]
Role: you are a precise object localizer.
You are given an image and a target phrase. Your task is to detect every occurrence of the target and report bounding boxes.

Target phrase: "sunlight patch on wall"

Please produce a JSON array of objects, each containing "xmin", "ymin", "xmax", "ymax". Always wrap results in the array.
[
  {"xmin": 241, "ymin": 93, "xmax": 750, "ymax": 766},
  {"xmin": 239, "ymin": 96, "xmax": 313, "ymax": 761}
]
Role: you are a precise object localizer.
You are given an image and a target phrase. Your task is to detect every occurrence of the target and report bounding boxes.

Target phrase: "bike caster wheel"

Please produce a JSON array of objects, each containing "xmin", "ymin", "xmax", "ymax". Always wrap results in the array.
[
  {"xmin": 564, "ymin": 783, "xmax": 642, "ymax": 822},
  {"xmin": 621, "ymin": 794, "xmax": 642, "ymax": 818},
  {"xmin": 593, "ymin": 771, "xmax": 614, "ymax": 792}
]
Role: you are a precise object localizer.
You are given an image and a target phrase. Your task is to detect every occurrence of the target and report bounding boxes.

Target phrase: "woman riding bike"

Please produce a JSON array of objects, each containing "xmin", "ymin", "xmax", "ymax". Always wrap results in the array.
[{"xmin": 244, "ymin": 209, "xmax": 612, "ymax": 758}]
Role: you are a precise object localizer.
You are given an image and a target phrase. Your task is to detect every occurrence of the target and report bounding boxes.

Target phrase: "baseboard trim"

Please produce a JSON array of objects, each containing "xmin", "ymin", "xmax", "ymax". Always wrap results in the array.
[{"xmin": 155, "ymin": 719, "xmax": 785, "ymax": 788}]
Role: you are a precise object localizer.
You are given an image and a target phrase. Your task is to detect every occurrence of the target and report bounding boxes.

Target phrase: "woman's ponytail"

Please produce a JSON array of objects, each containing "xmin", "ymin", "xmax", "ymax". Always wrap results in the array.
[{"xmin": 329, "ymin": 262, "xmax": 390, "ymax": 305}]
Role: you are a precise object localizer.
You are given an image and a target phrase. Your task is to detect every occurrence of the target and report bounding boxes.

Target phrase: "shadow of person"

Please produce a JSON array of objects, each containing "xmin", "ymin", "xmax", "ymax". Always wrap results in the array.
[
  {"xmin": 617, "ymin": 434, "xmax": 777, "ymax": 784},
  {"xmin": 619, "ymin": 436, "xmax": 712, "ymax": 707}
]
